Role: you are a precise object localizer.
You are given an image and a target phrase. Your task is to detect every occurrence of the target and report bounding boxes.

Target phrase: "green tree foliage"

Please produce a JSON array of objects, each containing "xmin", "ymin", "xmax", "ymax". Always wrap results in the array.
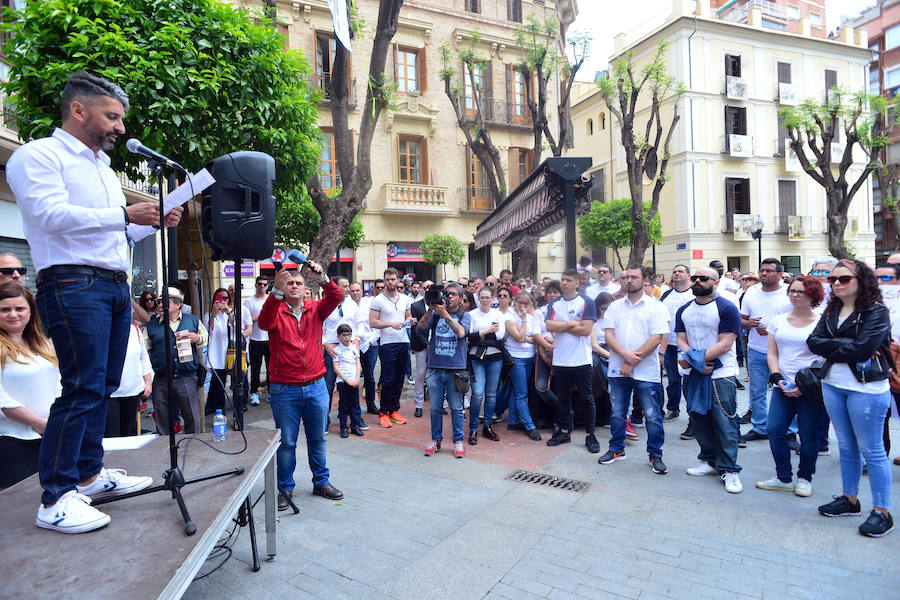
[
  {"xmin": 780, "ymin": 89, "xmax": 896, "ymax": 258},
  {"xmin": 2, "ymin": 0, "xmax": 322, "ymax": 241},
  {"xmin": 578, "ymin": 198, "xmax": 662, "ymax": 271},
  {"xmin": 274, "ymin": 190, "xmax": 364, "ymax": 252},
  {"xmin": 420, "ymin": 234, "xmax": 466, "ymax": 280}
]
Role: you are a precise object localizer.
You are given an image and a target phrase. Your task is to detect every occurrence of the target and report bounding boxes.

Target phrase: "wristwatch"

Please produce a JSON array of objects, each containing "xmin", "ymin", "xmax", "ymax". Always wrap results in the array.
[{"xmin": 318, "ymin": 273, "xmax": 330, "ymax": 285}]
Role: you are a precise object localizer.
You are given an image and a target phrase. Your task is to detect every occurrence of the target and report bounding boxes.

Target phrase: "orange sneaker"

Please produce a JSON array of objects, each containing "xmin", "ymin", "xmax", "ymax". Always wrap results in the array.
[
  {"xmin": 378, "ymin": 414, "xmax": 392, "ymax": 428},
  {"xmin": 389, "ymin": 411, "xmax": 407, "ymax": 424}
]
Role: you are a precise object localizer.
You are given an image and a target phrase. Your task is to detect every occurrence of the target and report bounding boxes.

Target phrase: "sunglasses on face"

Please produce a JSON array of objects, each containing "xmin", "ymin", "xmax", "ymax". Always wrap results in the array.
[
  {"xmin": 878, "ymin": 275, "xmax": 896, "ymax": 282},
  {"xmin": 498, "ymin": 294, "xmax": 510, "ymax": 299},
  {"xmin": 810, "ymin": 269, "xmax": 830, "ymax": 277},
  {"xmin": 788, "ymin": 289, "xmax": 806, "ymax": 296},
  {"xmin": 690, "ymin": 275, "xmax": 714, "ymax": 283},
  {"xmin": 0, "ymin": 267, "xmax": 26, "ymax": 276},
  {"xmin": 598, "ymin": 269, "xmax": 610, "ymax": 274},
  {"xmin": 827, "ymin": 275, "xmax": 855, "ymax": 285}
]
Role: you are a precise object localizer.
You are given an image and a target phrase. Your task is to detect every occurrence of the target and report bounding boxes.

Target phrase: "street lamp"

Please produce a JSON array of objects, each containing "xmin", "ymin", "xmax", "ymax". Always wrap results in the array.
[{"xmin": 750, "ymin": 215, "xmax": 765, "ymax": 269}]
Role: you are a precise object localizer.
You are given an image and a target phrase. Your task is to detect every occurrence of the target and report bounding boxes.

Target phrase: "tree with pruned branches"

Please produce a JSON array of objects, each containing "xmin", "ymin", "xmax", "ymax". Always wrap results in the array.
[
  {"xmin": 781, "ymin": 89, "xmax": 895, "ymax": 259},
  {"xmin": 597, "ymin": 41, "xmax": 683, "ymax": 266}
]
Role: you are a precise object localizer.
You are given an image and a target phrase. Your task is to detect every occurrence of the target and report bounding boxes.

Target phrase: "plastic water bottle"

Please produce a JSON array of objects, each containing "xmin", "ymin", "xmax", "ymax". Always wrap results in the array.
[
  {"xmin": 213, "ymin": 409, "xmax": 227, "ymax": 442},
  {"xmin": 403, "ymin": 318, "xmax": 415, "ymax": 327},
  {"xmin": 780, "ymin": 380, "xmax": 797, "ymax": 391},
  {"xmin": 609, "ymin": 367, "xmax": 618, "ymax": 376}
]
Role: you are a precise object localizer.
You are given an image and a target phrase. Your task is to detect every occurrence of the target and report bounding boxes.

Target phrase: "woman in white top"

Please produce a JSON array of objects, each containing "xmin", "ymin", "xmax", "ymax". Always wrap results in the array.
[
  {"xmin": 106, "ymin": 324, "xmax": 153, "ymax": 437},
  {"xmin": 205, "ymin": 288, "xmax": 252, "ymax": 415},
  {"xmin": 807, "ymin": 259, "xmax": 894, "ymax": 538},
  {"xmin": 504, "ymin": 291, "xmax": 540, "ymax": 440},
  {"xmin": 0, "ymin": 282, "xmax": 60, "ymax": 488},
  {"xmin": 590, "ymin": 293, "xmax": 613, "ymax": 427},
  {"xmin": 492, "ymin": 286, "xmax": 517, "ymax": 422},
  {"xmin": 757, "ymin": 276, "xmax": 827, "ymax": 498},
  {"xmin": 467, "ymin": 288, "xmax": 507, "ymax": 444}
]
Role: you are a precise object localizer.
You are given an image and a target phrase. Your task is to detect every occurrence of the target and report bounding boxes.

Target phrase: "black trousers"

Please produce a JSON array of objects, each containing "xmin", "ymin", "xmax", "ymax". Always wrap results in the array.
[
  {"xmin": 248, "ymin": 340, "xmax": 270, "ymax": 393},
  {"xmin": 551, "ymin": 364, "xmax": 595, "ymax": 435},
  {"xmin": 106, "ymin": 393, "xmax": 141, "ymax": 437}
]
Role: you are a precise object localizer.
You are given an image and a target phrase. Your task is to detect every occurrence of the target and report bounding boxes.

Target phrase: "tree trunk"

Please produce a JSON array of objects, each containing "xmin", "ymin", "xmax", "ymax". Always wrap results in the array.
[
  {"xmin": 514, "ymin": 239, "xmax": 538, "ymax": 278},
  {"xmin": 628, "ymin": 222, "xmax": 650, "ymax": 267},
  {"xmin": 826, "ymin": 192, "xmax": 849, "ymax": 259}
]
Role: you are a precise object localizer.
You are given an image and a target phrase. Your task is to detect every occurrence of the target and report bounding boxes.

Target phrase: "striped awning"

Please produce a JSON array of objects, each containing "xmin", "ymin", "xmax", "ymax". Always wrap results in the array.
[{"xmin": 473, "ymin": 174, "xmax": 550, "ymax": 250}]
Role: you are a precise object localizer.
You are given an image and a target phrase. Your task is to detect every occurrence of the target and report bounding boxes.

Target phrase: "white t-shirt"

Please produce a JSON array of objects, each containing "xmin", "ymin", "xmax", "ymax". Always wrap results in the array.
[
  {"xmin": 586, "ymin": 281, "xmax": 621, "ymax": 300},
  {"xmin": 0, "ymin": 354, "xmax": 60, "ymax": 440},
  {"xmin": 468, "ymin": 308, "xmax": 508, "ymax": 356},
  {"xmin": 335, "ymin": 343, "xmax": 360, "ymax": 382},
  {"xmin": 243, "ymin": 295, "xmax": 269, "ymax": 342},
  {"xmin": 592, "ymin": 319, "xmax": 606, "ymax": 346},
  {"xmin": 323, "ymin": 296, "xmax": 357, "ymax": 344},
  {"xmin": 768, "ymin": 313, "xmax": 821, "ymax": 383},
  {"xmin": 661, "ymin": 287, "xmax": 694, "ymax": 345},
  {"xmin": 506, "ymin": 312, "xmax": 536, "ymax": 358},
  {"xmin": 112, "ymin": 325, "xmax": 153, "ymax": 398},
  {"xmin": 720, "ymin": 277, "xmax": 741, "ymax": 294},
  {"xmin": 603, "ymin": 295, "xmax": 670, "ymax": 382},
  {"xmin": 741, "ymin": 285, "xmax": 792, "ymax": 354},
  {"xmin": 546, "ymin": 294, "xmax": 597, "ymax": 367},
  {"xmin": 675, "ymin": 297, "xmax": 742, "ymax": 379},
  {"xmin": 206, "ymin": 310, "xmax": 252, "ymax": 370},
  {"xmin": 369, "ymin": 292, "xmax": 412, "ymax": 345},
  {"xmin": 355, "ymin": 297, "xmax": 378, "ymax": 351}
]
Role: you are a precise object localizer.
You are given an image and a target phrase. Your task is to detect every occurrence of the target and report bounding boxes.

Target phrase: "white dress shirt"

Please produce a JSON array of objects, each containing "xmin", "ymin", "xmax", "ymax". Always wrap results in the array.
[
  {"xmin": 603, "ymin": 295, "xmax": 670, "ymax": 382},
  {"xmin": 7, "ymin": 128, "xmax": 155, "ymax": 272}
]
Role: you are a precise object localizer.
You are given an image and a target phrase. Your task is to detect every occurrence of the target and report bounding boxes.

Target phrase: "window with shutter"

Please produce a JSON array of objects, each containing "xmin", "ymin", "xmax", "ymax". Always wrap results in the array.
[
  {"xmin": 507, "ymin": 0, "xmax": 522, "ymax": 23},
  {"xmin": 465, "ymin": 0, "xmax": 479, "ymax": 13},
  {"xmin": 398, "ymin": 135, "xmax": 425, "ymax": 185},
  {"xmin": 777, "ymin": 180, "xmax": 796, "ymax": 233},
  {"xmin": 825, "ymin": 69, "xmax": 837, "ymax": 101},
  {"xmin": 316, "ymin": 33, "xmax": 336, "ymax": 93},
  {"xmin": 776, "ymin": 112, "xmax": 788, "ymax": 155},
  {"xmin": 319, "ymin": 129, "xmax": 341, "ymax": 191},
  {"xmin": 468, "ymin": 152, "xmax": 491, "ymax": 211},
  {"xmin": 465, "ymin": 63, "xmax": 485, "ymax": 118},
  {"xmin": 725, "ymin": 54, "xmax": 741, "ymax": 78},
  {"xmin": 396, "ymin": 47, "xmax": 419, "ymax": 93},
  {"xmin": 724, "ymin": 106, "xmax": 747, "ymax": 151},
  {"xmin": 724, "ymin": 178, "xmax": 751, "ymax": 232},
  {"xmin": 777, "ymin": 62, "xmax": 791, "ymax": 84}
]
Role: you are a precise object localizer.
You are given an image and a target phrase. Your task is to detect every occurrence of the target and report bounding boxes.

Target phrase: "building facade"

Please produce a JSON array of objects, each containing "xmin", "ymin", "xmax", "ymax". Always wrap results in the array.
[{"xmin": 571, "ymin": 0, "xmax": 873, "ymax": 276}]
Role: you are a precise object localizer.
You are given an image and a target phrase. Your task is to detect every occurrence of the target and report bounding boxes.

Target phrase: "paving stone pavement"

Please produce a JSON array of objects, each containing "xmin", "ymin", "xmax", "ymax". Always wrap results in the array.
[{"xmin": 184, "ymin": 374, "xmax": 900, "ymax": 600}]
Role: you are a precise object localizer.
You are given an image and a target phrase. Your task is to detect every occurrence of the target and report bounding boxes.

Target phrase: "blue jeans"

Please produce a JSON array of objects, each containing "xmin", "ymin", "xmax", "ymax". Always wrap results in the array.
[
  {"xmin": 470, "ymin": 357, "xmax": 502, "ymax": 430},
  {"xmin": 663, "ymin": 345, "xmax": 683, "ymax": 414},
  {"xmin": 690, "ymin": 377, "xmax": 741, "ymax": 473},
  {"xmin": 361, "ymin": 345, "xmax": 378, "ymax": 407},
  {"xmin": 747, "ymin": 348, "xmax": 770, "ymax": 435},
  {"xmin": 822, "ymin": 382, "xmax": 892, "ymax": 509},
  {"xmin": 508, "ymin": 356, "xmax": 537, "ymax": 431},
  {"xmin": 269, "ymin": 379, "xmax": 330, "ymax": 491},
  {"xmin": 768, "ymin": 387, "xmax": 827, "ymax": 482},
  {"xmin": 36, "ymin": 273, "xmax": 131, "ymax": 506},
  {"xmin": 379, "ymin": 343, "xmax": 408, "ymax": 414},
  {"xmin": 426, "ymin": 368, "xmax": 465, "ymax": 443},
  {"xmin": 609, "ymin": 378, "xmax": 665, "ymax": 456}
]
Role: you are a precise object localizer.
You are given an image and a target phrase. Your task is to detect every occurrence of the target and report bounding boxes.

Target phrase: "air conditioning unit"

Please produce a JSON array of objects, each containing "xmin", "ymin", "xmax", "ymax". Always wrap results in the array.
[
  {"xmin": 777, "ymin": 82, "xmax": 798, "ymax": 105},
  {"xmin": 728, "ymin": 134, "xmax": 753, "ymax": 157},
  {"xmin": 788, "ymin": 215, "xmax": 811, "ymax": 241},
  {"xmin": 830, "ymin": 141, "xmax": 846, "ymax": 163},
  {"xmin": 726, "ymin": 76, "xmax": 748, "ymax": 100}
]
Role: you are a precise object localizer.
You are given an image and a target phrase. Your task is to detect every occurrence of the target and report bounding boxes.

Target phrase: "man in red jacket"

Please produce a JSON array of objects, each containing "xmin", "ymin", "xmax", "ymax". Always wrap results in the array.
[{"xmin": 259, "ymin": 262, "xmax": 344, "ymax": 510}]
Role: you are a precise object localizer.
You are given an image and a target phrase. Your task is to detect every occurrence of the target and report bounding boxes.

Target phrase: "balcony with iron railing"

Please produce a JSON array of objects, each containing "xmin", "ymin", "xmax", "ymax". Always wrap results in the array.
[
  {"xmin": 462, "ymin": 96, "xmax": 533, "ymax": 129},
  {"xmin": 309, "ymin": 73, "xmax": 358, "ymax": 107},
  {"xmin": 462, "ymin": 184, "xmax": 495, "ymax": 213},
  {"xmin": 373, "ymin": 182, "xmax": 451, "ymax": 214}
]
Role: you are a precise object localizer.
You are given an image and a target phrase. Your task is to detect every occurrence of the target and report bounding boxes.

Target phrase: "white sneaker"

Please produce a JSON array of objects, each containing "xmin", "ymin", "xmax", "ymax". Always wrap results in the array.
[
  {"xmin": 755, "ymin": 476, "xmax": 795, "ymax": 491},
  {"xmin": 76, "ymin": 467, "xmax": 153, "ymax": 499},
  {"xmin": 250, "ymin": 393, "xmax": 260, "ymax": 406},
  {"xmin": 794, "ymin": 477, "xmax": 813, "ymax": 497},
  {"xmin": 686, "ymin": 461, "xmax": 718, "ymax": 476},
  {"xmin": 36, "ymin": 490, "xmax": 111, "ymax": 533},
  {"xmin": 722, "ymin": 472, "xmax": 743, "ymax": 494}
]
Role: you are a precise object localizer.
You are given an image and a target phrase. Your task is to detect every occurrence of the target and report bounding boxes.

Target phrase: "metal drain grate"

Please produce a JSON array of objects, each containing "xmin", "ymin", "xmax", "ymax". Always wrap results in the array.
[{"xmin": 505, "ymin": 470, "xmax": 590, "ymax": 493}]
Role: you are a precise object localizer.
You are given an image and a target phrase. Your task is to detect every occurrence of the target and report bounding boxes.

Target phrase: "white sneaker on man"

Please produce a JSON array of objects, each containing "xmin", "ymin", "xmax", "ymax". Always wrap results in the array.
[
  {"xmin": 722, "ymin": 472, "xmax": 743, "ymax": 494},
  {"xmin": 686, "ymin": 461, "xmax": 717, "ymax": 476},
  {"xmin": 250, "ymin": 393, "xmax": 260, "ymax": 406},
  {"xmin": 794, "ymin": 478, "xmax": 813, "ymax": 497},
  {"xmin": 76, "ymin": 467, "xmax": 153, "ymax": 499},
  {"xmin": 36, "ymin": 490, "xmax": 111, "ymax": 534}
]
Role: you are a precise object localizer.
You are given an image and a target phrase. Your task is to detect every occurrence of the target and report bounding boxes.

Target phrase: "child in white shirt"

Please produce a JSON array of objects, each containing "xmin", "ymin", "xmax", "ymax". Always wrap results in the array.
[{"xmin": 333, "ymin": 324, "xmax": 363, "ymax": 437}]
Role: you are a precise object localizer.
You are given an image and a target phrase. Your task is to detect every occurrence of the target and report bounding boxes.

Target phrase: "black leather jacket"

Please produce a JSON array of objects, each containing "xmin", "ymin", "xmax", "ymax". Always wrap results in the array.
[{"xmin": 806, "ymin": 303, "xmax": 894, "ymax": 383}]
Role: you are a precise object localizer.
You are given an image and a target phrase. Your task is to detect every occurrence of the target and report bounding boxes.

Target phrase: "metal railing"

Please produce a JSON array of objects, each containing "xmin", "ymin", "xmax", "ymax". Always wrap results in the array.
[
  {"xmin": 464, "ymin": 185, "xmax": 494, "ymax": 212},
  {"xmin": 310, "ymin": 73, "xmax": 358, "ymax": 106},
  {"xmin": 461, "ymin": 96, "xmax": 533, "ymax": 128},
  {"xmin": 719, "ymin": 0, "xmax": 790, "ymax": 23},
  {"xmin": 119, "ymin": 164, "xmax": 159, "ymax": 196}
]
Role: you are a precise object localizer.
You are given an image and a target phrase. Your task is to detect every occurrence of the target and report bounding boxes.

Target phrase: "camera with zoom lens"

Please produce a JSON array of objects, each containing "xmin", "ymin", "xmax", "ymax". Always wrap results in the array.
[{"xmin": 424, "ymin": 284, "xmax": 446, "ymax": 305}]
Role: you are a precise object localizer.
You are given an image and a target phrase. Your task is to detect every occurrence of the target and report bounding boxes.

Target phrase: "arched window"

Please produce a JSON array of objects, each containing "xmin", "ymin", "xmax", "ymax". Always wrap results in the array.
[
  {"xmin": 600, "ymin": 112, "xmax": 606, "ymax": 130},
  {"xmin": 587, "ymin": 118, "xmax": 594, "ymax": 135}
]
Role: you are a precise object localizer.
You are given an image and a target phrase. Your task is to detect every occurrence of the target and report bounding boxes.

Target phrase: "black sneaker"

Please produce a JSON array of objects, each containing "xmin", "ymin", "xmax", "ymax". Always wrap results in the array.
[
  {"xmin": 632, "ymin": 415, "xmax": 645, "ymax": 428},
  {"xmin": 663, "ymin": 411, "xmax": 680, "ymax": 422},
  {"xmin": 598, "ymin": 449, "xmax": 626, "ymax": 464},
  {"xmin": 859, "ymin": 510, "xmax": 894, "ymax": 537},
  {"xmin": 585, "ymin": 434, "xmax": 600, "ymax": 454},
  {"xmin": 340, "ymin": 428, "xmax": 349, "ymax": 438},
  {"xmin": 739, "ymin": 410, "xmax": 752, "ymax": 425},
  {"xmin": 818, "ymin": 495, "xmax": 862, "ymax": 518},
  {"xmin": 679, "ymin": 424, "xmax": 694, "ymax": 440},
  {"xmin": 735, "ymin": 379, "xmax": 745, "ymax": 390},
  {"xmin": 649, "ymin": 455, "xmax": 668, "ymax": 474},
  {"xmin": 414, "ymin": 407, "xmax": 423, "ymax": 418},
  {"xmin": 526, "ymin": 428, "xmax": 542, "ymax": 441},
  {"xmin": 742, "ymin": 430, "xmax": 768, "ymax": 442},
  {"xmin": 546, "ymin": 431, "xmax": 571, "ymax": 447},
  {"xmin": 738, "ymin": 435, "xmax": 747, "ymax": 448}
]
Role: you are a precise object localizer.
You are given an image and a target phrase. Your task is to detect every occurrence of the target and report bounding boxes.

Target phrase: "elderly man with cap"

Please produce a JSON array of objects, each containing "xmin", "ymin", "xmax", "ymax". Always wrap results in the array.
[{"xmin": 145, "ymin": 286, "xmax": 208, "ymax": 434}]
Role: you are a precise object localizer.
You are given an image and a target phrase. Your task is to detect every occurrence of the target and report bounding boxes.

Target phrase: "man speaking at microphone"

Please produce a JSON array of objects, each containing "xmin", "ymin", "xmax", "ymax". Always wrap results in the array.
[{"xmin": 7, "ymin": 71, "xmax": 183, "ymax": 533}]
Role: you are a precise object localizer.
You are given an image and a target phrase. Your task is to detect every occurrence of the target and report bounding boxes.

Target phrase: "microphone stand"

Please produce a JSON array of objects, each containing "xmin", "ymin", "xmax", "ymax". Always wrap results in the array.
[{"xmin": 93, "ymin": 159, "xmax": 243, "ymax": 537}]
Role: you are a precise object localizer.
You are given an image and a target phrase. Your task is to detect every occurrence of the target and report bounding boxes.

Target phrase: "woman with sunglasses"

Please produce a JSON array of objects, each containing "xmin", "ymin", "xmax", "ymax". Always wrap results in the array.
[
  {"xmin": 466, "ymin": 288, "xmax": 508, "ymax": 443},
  {"xmin": 807, "ymin": 259, "xmax": 894, "ymax": 537},
  {"xmin": 0, "ymin": 281, "xmax": 59, "ymax": 489},
  {"xmin": 756, "ymin": 276, "xmax": 827, "ymax": 497},
  {"xmin": 205, "ymin": 288, "xmax": 252, "ymax": 416},
  {"xmin": 503, "ymin": 291, "xmax": 541, "ymax": 440}
]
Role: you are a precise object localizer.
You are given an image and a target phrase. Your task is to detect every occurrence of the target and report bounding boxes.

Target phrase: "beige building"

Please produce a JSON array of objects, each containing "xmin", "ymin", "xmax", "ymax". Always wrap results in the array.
[
  {"xmin": 241, "ymin": 0, "xmax": 578, "ymax": 286},
  {"xmin": 571, "ymin": 0, "xmax": 874, "ymax": 276}
]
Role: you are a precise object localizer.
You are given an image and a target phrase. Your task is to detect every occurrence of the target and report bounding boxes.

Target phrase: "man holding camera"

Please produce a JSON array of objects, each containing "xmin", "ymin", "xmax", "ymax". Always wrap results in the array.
[{"xmin": 418, "ymin": 283, "xmax": 470, "ymax": 458}]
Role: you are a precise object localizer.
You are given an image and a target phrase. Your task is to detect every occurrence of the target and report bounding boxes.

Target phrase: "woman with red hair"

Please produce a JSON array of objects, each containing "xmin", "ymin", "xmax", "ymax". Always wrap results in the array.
[{"xmin": 757, "ymin": 276, "xmax": 827, "ymax": 498}]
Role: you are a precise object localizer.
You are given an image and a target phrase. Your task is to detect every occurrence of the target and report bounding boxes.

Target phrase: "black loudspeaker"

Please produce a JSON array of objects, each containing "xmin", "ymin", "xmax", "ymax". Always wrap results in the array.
[{"xmin": 201, "ymin": 151, "xmax": 275, "ymax": 260}]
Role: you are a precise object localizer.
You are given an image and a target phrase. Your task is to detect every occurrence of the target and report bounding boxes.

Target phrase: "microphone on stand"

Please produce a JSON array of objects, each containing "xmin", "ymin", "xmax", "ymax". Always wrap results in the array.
[{"xmin": 125, "ymin": 138, "xmax": 187, "ymax": 173}]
